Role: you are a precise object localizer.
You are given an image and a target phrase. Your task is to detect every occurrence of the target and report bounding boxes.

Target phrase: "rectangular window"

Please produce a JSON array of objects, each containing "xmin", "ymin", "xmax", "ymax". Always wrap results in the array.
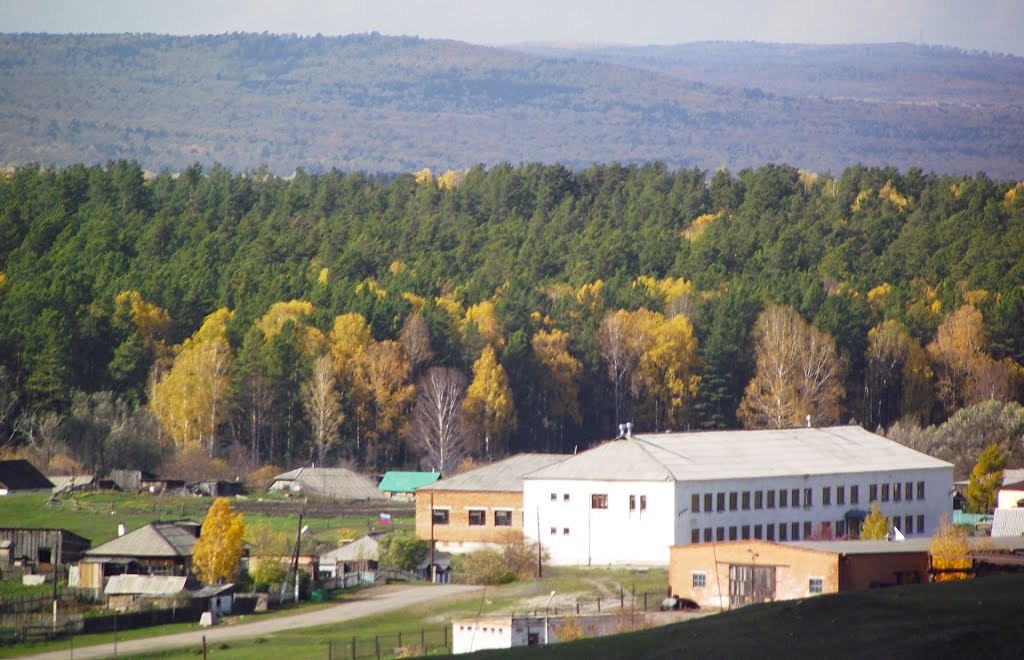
[
  {"xmin": 692, "ymin": 572, "xmax": 706, "ymax": 588},
  {"xmin": 905, "ymin": 516, "xmax": 914, "ymax": 534},
  {"xmin": 630, "ymin": 495, "xmax": 637, "ymax": 511},
  {"xmin": 754, "ymin": 524, "xmax": 763, "ymax": 539},
  {"xmin": 704, "ymin": 528, "xmax": 713, "ymax": 542},
  {"xmin": 717, "ymin": 492, "xmax": 726, "ymax": 512},
  {"xmin": 917, "ymin": 482, "xmax": 925, "ymax": 500},
  {"xmin": 837, "ymin": 486, "xmax": 845, "ymax": 506},
  {"xmin": 691, "ymin": 529, "xmax": 700, "ymax": 544},
  {"xmin": 893, "ymin": 516, "xmax": 903, "ymax": 533},
  {"xmin": 742, "ymin": 492, "xmax": 751, "ymax": 510},
  {"xmin": 729, "ymin": 526, "xmax": 738, "ymax": 541},
  {"xmin": 791, "ymin": 522, "xmax": 800, "ymax": 541},
  {"xmin": 894, "ymin": 482, "xmax": 902, "ymax": 502},
  {"xmin": 767, "ymin": 490, "xmax": 776, "ymax": 509},
  {"xmin": 550, "ymin": 493, "xmax": 557, "ymax": 501},
  {"xmin": 716, "ymin": 527, "xmax": 725, "ymax": 542},
  {"xmin": 869, "ymin": 484, "xmax": 878, "ymax": 502},
  {"xmin": 729, "ymin": 492, "xmax": 738, "ymax": 511},
  {"xmin": 563, "ymin": 527, "xmax": 570, "ymax": 535},
  {"xmin": 432, "ymin": 509, "xmax": 449, "ymax": 525},
  {"xmin": 691, "ymin": 493, "xmax": 700, "ymax": 513},
  {"xmin": 494, "ymin": 510, "xmax": 512, "ymax": 527},
  {"xmin": 809, "ymin": 578, "xmax": 823, "ymax": 594},
  {"xmin": 917, "ymin": 514, "xmax": 925, "ymax": 533},
  {"xmin": 754, "ymin": 491, "xmax": 764, "ymax": 509},
  {"xmin": 905, "ymin": 481, "xmax": 914, "ymax": 501},
  {"xmin": 792, "ymin": 489, "xmax": 800, "ymax": 507},
  {"xmin": 835, "ymin": 520, "xmax": 846, "ymax": 537},
  {"xmin": 804, "ymin": 521, "xmax": 812, "ymax": 538},
  {"xmin": 640, "ymin": 495, "xmax": 647, "ymax": 511},
  {"xmin": 766, "ymin": 524, "xmax": 775, "ymax": 541},
  {"xmin": 591, "ymin": 494, "xmax": 608, "ymax": 509},
  {"xmin": 779, "ymin": 489, "xmax": 788, "ymax": 508},
  {"xmin": 563, "ymin": 493, "xmax": 570, "ymax": 502},
  {"xmin": 704, "ymin": 493, "xmax": 713, "ymax": 512},
  {"xmin": 468, "ymin": 510, "xmax": 486, "ymax": 526},
  {"xmin": 803, "ymin": 488, "xmax": 813, "ymax": 507},
  {"xmin": 822, "ymin": 487, "xmax": 831, "ymax": 506},
  {"xmin": 821, "ymin": 521, "xmax": 832, "ymax": 538},
  {"xmin": 741, "ymin": 525, "xmax": 750, "ymax": 540},
  {"xmin": 881, "ymin": 484, "xmax": 890, "ymax": 502},
  {"xmin": 550, "ymin": 527, "xmax": 557, "ymax": 535},
  {"xmin": 851, "ymin": 485, "xmax": 859, "ymax": 504},
  {"xmin": 778, "ymin": 523, "xmax": 787, "ymax": 541}
]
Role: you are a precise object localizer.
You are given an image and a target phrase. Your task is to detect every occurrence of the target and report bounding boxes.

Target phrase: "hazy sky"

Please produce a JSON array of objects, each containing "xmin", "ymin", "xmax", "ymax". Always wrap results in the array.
[{"xmin": 2, "ymin": 0, "xmax": 1021, "ymax": 56}]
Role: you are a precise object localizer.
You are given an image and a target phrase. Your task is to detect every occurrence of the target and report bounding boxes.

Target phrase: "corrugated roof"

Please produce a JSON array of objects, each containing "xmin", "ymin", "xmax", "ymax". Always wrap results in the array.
[
  {"xmin": 86, "ymin": 522, "xmax": 197, "ymax": 558},
  {"xmin": 378, "ymin": 471, "xmax": 440, "ymax": 493},
  {"xmin": 419, "ymin": 453, "xmax": 569, "ymax": 492},
  {"xmin": 790, "ymin": 538, "xmax": 933, "ymax": 555},
  {"xmin": 269, "ymin": 467, "xmax": 385, "ymax": 500},
  {"xmin": 104, "ymin": 574, "xmax": 188, "ymax": 596},
  {"xmin": 49, "ymin": 475, "xmax": 95, "ymax": 493},
  {"xmin": 321, "ymin": 535, "xmax": 381, "ymax": 563},
  {"xmin": 524, "ymin": 426, "xmax": 952, "ymax": 482},
  {"xmin": 0, "ymin": 460, "xmax": 54, "ymax": 490},
  {"xmin": 992, "ymin": 508, "xmax": 1024, "ymax": 537}
]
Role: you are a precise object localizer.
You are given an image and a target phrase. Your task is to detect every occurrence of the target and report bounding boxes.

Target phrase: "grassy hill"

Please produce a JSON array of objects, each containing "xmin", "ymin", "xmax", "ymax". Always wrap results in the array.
[
  {"xmin": 484, "ymin": 573, "xmax": 1024, "ymax": 658},
  {"xmin": 2, "ymin": 33, "xmax": 1023, "ymax": 177}
]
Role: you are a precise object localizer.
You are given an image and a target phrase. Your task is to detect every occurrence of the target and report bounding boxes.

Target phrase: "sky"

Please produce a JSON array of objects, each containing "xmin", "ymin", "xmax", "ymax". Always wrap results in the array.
[{"xmin": 2, "ymin": 0, "xmax": 1022, "ymax": 57}]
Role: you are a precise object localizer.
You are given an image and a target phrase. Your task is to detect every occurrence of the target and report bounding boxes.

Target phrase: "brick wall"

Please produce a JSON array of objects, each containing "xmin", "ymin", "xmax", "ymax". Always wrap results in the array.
[{"xmin": 415, "ymin": 490, "xmax": 523, "ymax": 546}]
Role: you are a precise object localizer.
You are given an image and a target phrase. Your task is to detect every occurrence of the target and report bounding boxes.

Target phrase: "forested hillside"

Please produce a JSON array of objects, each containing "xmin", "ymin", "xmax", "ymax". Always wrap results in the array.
[
  {"xmin": 2, "ymin": 33, "xmax": 1024, "ymax": 177},
  {"xmin": 1, "ymin": 161, "xmax": 1022, "ymax": 479}
]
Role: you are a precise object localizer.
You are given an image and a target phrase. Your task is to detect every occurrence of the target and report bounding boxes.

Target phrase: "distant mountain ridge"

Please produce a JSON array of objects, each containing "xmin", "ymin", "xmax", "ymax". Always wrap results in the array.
[{"xmin": 1, "ymin": 33, "xmax": 1022, "ymax": 177}]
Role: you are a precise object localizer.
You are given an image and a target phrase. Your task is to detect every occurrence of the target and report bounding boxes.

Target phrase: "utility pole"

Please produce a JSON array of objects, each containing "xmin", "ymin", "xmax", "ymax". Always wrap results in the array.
[
  {"xmin": 291, "ymin": 510, "xmax": 304, "ymax": 603},
  {"xmin": 536, "ymin": 506, "xmax": 542, "ymax": 578},
  {"xmin": 429, "ymin": 493, "xmax": 436, "ymax": 583}
]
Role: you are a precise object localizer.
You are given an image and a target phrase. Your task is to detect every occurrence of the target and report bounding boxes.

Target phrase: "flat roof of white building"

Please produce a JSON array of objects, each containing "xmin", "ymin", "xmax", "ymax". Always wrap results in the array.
[{"xmin": 523, "ymin": 426, "xmax": 952, "ymax": 482}]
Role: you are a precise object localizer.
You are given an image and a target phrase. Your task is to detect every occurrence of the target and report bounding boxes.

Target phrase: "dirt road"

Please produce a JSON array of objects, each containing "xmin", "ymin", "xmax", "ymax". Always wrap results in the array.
[{"xmin": 22, "ymin": 584, "xmax": 481, "ymax": 660}]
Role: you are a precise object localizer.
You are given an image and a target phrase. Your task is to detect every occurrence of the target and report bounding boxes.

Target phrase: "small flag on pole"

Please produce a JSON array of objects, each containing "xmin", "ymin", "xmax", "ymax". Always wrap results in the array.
[{"xmin": 379, "ymin": 513, "xmax": 392, "ymax": 525}]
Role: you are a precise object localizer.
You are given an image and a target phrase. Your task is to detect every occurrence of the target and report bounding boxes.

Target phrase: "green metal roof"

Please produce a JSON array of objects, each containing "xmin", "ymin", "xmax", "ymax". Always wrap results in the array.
[{"xmin": 378, "ymin": 471, "xmax": 440, "ymax": 493}]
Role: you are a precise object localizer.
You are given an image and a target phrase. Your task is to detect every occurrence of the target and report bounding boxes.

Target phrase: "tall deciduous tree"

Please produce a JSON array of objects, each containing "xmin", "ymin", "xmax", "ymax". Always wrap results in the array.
[
  {"xmin": 464, "ymin": 345, "xmax": 516, "ymax": 458},
  {"xmin": 411, "ymin": 366, "xmax": 469, "ymax": 474},
  {"xmin": 738, "ymin": 304, "xmax": 844, "ymax": 429},
  {"xmin": 150, "ymin": 308, "xmax": 234, "ymax": 456},
  {"xmin": 399, "ymin": 312, "xmax": 434, "ymax": 378},
  {"xmin": 865, "ymin": 319, "xmax": 932, "ymax": 428},
  {"xmin": 532, "ymin": 328, "xmax": 582, "ymax": 426},
  {"xmin": 191, "ymin": 497, "xmax": 245, "ymax": 585},
  {"xmin": 638, "ymin": 314, "xmax": 701, "ymax": 431},
  {"xmin": 598, "ymin": 308, "xmax": 660, "ymax": 429},
  {"xmin": 358, "ymin": 340, "xmax": 414, "ymax": 468},
  {"xmin": 966, "ymin": 442, "xmax": 1005, "ymax": 513},
  {"xmin": 302, "ymin": 352, "xmax": 343, "ymax": 465},
  {"xmin": 859, "ymin": 501, "xmax": 889, "ymax": 540}
]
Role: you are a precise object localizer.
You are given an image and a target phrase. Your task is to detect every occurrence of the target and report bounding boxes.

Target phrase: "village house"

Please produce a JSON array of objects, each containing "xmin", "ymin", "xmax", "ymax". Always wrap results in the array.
[
  {"xmin": 0, "ymin": 528, "xmax": 90, "ymax": 572},
  {"xmin": 72, "ymin": 521, "xmax": 200, "ymax": 594},
  {"xmin": 378, "ymin": 470, "xmax": 440, "ymax": 500},
  {"xmin": 319, "ymin": 534, "xmax": 381, "ymax": 579},
  {"xmin": 415, "ymin": 453, "xmax": 568, "ymax": 553},
  {"xmin": 268, "ymin": 466, "xmax": 384, "ymax": 500},
  {"xmin": 523, "ymin": 426, "xmax": 954, "ymax": 566}
]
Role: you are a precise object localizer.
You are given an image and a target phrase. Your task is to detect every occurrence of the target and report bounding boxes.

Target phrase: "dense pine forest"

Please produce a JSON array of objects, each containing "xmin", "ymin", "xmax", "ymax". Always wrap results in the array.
[{"xmin": 1, "ymin": 161, "xmax": 1022, "ymax": 479}]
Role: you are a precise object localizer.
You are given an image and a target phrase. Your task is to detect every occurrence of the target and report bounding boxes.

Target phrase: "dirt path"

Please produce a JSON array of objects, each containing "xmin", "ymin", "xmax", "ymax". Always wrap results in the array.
[{"xmin": 22, "ymin": 584, "xmax": 481, "ymax": 660}]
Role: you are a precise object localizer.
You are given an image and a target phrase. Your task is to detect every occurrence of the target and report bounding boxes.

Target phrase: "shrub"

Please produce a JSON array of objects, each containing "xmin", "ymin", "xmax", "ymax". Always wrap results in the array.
[
  {"xmin": 452, "ymin": 549, "xmax": 516, "ymax": 585},
  {"xmin": 378, "ymin": 533, "xmax": 428, "ymax": 571}
]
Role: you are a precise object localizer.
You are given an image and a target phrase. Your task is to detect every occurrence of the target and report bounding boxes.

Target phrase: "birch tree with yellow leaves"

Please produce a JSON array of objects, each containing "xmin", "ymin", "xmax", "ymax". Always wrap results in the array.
[
  {"xmin": 638, "ymin": 314, "xmax": 701, "ymax": 431},
  {"xmin": 464, "ymin": 344, "xmax": 516, "ymax": 458},
  {"xmin": 532, "ymin": 328, "xmax": 582, "ymax": 428},
  {"xmin": 302, "ymin": 352, "xmax": 344, "ymax": 465},
  {"xmin": 191, "ymin": 497, "xmax": 245, "ymax": 585},
  {"xmin": 150, "ymin": 308, "xmax": 234, "ymax": 456}
]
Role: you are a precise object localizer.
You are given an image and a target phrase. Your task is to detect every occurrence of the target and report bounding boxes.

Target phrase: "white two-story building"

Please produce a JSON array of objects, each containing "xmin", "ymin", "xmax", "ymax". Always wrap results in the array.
[{"xmin": 522, "ymin": 426, "xmax": 953, "ymax": 566}]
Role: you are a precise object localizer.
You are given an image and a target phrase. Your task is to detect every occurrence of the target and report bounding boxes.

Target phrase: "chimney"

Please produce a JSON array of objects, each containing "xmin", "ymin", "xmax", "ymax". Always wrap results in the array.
[{"xmin": 117, "ymin": 523, "xmax": 126, "ymax": 537}]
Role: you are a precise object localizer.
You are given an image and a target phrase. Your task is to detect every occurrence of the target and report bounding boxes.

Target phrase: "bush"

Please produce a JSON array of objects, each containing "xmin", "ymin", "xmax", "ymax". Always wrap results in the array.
[
  {"xmin": 249, "ymin": 557, "xmax": 288, "ymax": 591},
  {"xmin": 378, "ymin": 533, "xmax": 428, "ymax": 571},
  {"xmin": 452, "ymin": 548, "xmax": 516, "ymax": 585}
]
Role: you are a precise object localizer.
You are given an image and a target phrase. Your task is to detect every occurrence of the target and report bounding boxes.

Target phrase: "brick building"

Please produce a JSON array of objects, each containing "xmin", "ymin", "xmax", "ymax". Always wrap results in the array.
[
  {"xmin": 415, "ymin": 453, "xmax": 567, "ymax": 553},
  {"xmin": 668, "ymin": 538, "xmax": 931, "ymax": 609}
]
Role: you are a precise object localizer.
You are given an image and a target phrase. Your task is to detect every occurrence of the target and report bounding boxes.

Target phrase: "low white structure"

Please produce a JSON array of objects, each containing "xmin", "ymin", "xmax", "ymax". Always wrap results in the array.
[
  {"xmin": 452, "ymin": 614, "xmax": 623, "ymax": 653},
  {"xmin": 523, "ymin": 426, "xmax": 953, "ymax": 566},
  {"xmin": 995, "ymin": 469, "xmax": 1024, "ymax": 510}
]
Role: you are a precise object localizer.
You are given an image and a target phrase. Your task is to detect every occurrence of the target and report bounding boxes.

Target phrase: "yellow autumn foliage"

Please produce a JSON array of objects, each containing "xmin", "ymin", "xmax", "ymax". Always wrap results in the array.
[
  {"xmin": 797, "ymin": 169, "xmax": 819, "ymax": 191},
  {"xmin": 464, "ymin": 344, "xmax": 516, "ymax": 457},
  {"xmin": 255, "ymin": 300, "xmax": 325, "ymax": 355},
  {"xmin": 389, "ymin": 260, "xmax": 407, "ymax": 275},
  {"xmin": 402, "ymin": 291, "xmax": 426, "ymax": 311},
  {"xmin": 413, "ymin": 168, "xmax": 433, "ymax": 185},
  {"xmin": 575, "ymin": 280, "xmax": 605, "ymax": 315},
  {"xmin": 878, "ymin": 180, "xmax": 909, "ymax": 212},
  {"xmin": 1003, "ymin": 182, "xmax": 1024, "ymax": 211},
  {"xmin": 115, "ymin": 290, "xmax": 172, "ymax": 351},
  {"xmin": 851, "ymin": 189, "xmax": 872, "ymax": 213},
  {"xmin": 436, "ymin": 169, "xmax": 466, "ymax": 190},
  {"xmin": 532, "ymin": 329, "xmax": 582, "ymax": 424},
  {"xmin": 460, "ymin": 299, "xmax": 505, "ymax": 352},
  {"xmin": 191, "ymin": 497, "xmax": 245, "ymax": 584},
  {"xmin": 356, "ymin": 278, "xmax": 388, "ymax": 299},
  {"xmin": 0, "ymin": 272, "xmax": 7, "ymax": 288},
  {"xmin": 930, "ymin": 515, "xmax": 971, "ymax": 581},
  {"xmin": 317, "ymin": 267, "xmax": 329, "ymax": 285},
  {"xmin": 682, "ymin": 212, "xmax": 722, "ymax": 241},
  {"xmin": 866, "ymin": 283, "xmax": 891, "ymax": 306},
  {"xmin": 434, "ymin": 293, "xmax": 465, "ymax": 320}
]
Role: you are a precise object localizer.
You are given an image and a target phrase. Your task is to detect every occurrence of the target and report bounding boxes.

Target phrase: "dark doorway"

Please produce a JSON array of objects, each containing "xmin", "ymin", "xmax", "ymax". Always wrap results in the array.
[{"xmin": 729, "ymin": 564, "xmax": 776, "ymax": 606}]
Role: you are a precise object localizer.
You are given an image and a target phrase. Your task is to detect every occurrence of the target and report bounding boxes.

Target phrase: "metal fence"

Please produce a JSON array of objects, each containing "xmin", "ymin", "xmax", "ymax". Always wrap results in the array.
[{"xmin": 324, "ymin": 626, "xmax": 450, "ymax": 660}]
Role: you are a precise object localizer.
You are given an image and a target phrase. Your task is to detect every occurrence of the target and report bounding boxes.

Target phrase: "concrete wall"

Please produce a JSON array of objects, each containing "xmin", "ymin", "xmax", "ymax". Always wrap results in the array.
[
  {"xmin": 415, "ymin": 490, "xmax": 523, "ymax": 551},
  {"xmin": 453, "ymin": 614, "xmax": 627, "ymax": 654},
  {"xmin": 524, "ymin": 479, "xmax": 676, "ymax": 566},
  {"xmin": 677, "ymin": 467, "xmax": 953, "ymax": 545}
]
